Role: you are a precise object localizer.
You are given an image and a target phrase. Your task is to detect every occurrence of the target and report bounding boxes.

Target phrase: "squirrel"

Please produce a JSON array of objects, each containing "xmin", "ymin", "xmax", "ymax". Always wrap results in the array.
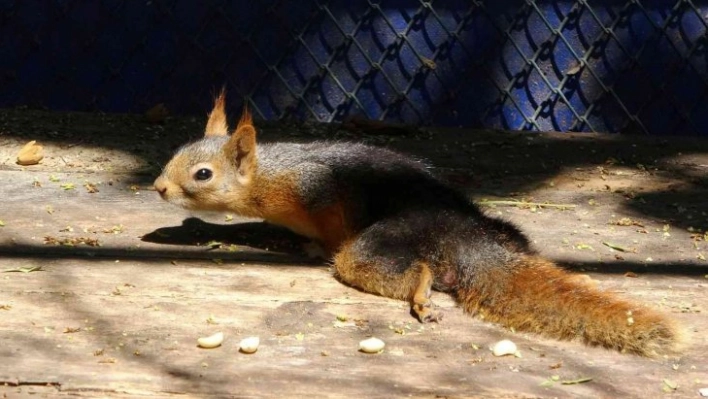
[{"xmin": 153, "ymin": 91, "xmax": 681, "ymax": 357}]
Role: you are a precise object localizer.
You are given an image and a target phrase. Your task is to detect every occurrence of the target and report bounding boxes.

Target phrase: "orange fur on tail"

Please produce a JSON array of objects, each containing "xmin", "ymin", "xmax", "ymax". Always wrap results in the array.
[{"xmin": 458, "ymin": 255, "xmax": 681, "ymax": 356}]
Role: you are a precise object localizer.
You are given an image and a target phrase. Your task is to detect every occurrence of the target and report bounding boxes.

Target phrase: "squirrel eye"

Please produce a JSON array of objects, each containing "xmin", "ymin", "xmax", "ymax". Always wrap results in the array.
[{"xmin": 194, "ymin": 168, "xmax": 213, "ymax": 181}]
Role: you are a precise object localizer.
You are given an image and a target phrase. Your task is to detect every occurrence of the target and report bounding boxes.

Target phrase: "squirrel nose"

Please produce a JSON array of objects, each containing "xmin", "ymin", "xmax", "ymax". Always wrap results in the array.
[{"xmin": 153, "ymin": 177, "xmax": 168, "ymax": 196}]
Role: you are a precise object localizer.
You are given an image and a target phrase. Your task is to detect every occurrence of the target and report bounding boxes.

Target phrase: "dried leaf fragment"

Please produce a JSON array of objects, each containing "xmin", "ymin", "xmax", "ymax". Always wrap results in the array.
[
  {"xmin": 205, "ymin": 240, "xmax": 223, "ymax": 249},
  {"xmin": 3, "ymin": 265, "xmax": 43, "ymax": 273},
  {"xmin": 84, "ymin": 183, "xmax": 99, "ymax": 193},
  {"xmin": 561, "ymin": 377, "xmax": 593, "ymax": 385},
  {"xmin": 44, "ymin": 236, "xmax": 100, "ymax": 247},
  {"xmin": 610, "ymin": 217, "xmax": 644, "ymax": 227},
  {"xmin": 103, "ymin": 225, "xmax": 124, "ymax": 234},
  {"xmin": 17, "ymin": 140, "xmax": 44, "ymax": 165},
  {"xmin": 603, "ymin": 241, "xmax": 628, "ymax": 252},
  {"xmin": 566, "ymin": 62, "xmax": 582, "ymax": 75},
  {"xmin": 421, "ymin": 57, "xmax": 437, "ymax": 70},
  {"xmin": 539, "ymin": 379, "xmax": 555, "ymax": 388},
  {"xmin": 662, "ymin": 378, "xmax": 678, "ymax": 392}
]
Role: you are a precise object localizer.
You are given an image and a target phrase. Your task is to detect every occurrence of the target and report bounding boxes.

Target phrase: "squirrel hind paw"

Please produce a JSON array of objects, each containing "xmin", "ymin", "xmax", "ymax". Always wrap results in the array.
[{"xmin": 412, "ymin": 300, "xmax": 443, "ymax": 323}]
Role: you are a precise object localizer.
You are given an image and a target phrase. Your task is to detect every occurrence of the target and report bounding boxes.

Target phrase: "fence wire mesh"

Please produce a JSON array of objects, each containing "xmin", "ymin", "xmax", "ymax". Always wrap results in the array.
[{"xmin": 2, "ymin": 0, "xmax": 708, "ymax": 135}]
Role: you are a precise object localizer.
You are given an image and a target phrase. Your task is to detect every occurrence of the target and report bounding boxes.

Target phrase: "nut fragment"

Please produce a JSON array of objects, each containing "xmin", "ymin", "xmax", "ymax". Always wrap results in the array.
[
  {"xmin": 358, "ymin": 337, "xmax": 385, "ymax": 353},
  {"xmin": 17, "ymin": 140, "xmax": 44, "ymax": 166},
  {"xmin": 491, "ymin": 339, "xmax": 519, "ymax": 357},
  {"xmin": 197, "ymin": 332, "xmax": 224, "ymax": 349},
  {"xmin": 239, "ymin": 336, "xmax": 260, "ymax": 354}
]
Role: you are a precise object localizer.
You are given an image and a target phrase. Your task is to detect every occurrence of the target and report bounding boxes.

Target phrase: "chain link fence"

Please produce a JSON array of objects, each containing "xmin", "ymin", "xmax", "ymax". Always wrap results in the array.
[{"xmin": 2, "ymin": 1, "xmax": 708, "ymax": 135}]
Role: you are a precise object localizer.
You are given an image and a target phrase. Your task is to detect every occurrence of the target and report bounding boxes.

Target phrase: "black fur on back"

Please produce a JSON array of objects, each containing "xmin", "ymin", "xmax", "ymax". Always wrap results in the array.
[{"xmin": 258, "ymin": 141, "xmax": 532, "ymax": 253}]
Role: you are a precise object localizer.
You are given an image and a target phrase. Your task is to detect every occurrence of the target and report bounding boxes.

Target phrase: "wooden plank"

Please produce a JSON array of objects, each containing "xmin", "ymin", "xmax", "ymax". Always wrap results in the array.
[
  {"xmin": 1, "ymin": 109, "xmax": 707, "ymax": 397},
  {"xmin": 1, "ymin": 257, "xmax": 704, "ymax": 398}
]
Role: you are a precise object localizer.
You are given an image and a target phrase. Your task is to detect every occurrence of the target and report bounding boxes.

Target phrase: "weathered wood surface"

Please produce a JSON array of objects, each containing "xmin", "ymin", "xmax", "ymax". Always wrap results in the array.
[{"xmin": 1, "ymin": 109, "xmax": 707, "ymax": 398}]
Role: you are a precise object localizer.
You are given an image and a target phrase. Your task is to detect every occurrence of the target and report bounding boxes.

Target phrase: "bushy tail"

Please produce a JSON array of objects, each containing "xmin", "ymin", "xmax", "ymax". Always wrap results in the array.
[{"xmin": 457, "ymin": 255, "xmax": 682, "ymax": 356}]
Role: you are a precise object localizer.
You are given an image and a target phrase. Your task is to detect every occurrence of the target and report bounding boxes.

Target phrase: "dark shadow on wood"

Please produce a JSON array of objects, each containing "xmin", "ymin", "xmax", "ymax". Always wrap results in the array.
[
  {"xmin": 1, "ymin": 241, "xmax": 705, "ymax": 277},
  {"xmin": 141, "ymin": 217, "xmax": 308, "ymax": 252},
  {"xmin": 0, "ymin": 217, "xmax": 321, "ymax": 265},
  {"xmin": 0, "ymin": 243, "xmax": 318, "ymax": 264},
  {"xmin": 554, "ymin": 259, "xmax": 708, "ymax": 277}
]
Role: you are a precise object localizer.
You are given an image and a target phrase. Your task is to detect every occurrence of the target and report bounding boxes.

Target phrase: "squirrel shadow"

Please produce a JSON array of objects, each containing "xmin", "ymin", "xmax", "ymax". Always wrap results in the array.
[{"xmin": 141, "ymin": 217, "xmax": 316, "ymax": 260}]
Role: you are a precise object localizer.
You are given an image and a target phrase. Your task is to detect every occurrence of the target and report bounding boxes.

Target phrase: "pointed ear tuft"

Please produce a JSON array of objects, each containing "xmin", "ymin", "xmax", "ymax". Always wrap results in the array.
[
  {"xmin": 236, "ymin": 104, "xmax": 253, "ymax": 131},
  {"xmin": 204, "ymin": 88, "xmax": 229, "ymax": 137}
]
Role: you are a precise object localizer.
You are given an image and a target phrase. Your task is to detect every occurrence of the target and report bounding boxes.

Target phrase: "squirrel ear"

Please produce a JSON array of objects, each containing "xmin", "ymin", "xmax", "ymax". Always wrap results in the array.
[
  {"xmin": 224, "ymin": 107, "xmax": 257, "ymax": 182},
  {"xmin": 204, "ymin": 88, "xmax": 229, "ymax": 137}
]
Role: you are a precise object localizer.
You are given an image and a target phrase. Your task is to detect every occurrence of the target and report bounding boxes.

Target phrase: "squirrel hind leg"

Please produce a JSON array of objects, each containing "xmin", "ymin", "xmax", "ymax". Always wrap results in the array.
[
  {"xmin": 333, "ymin": 238, "xmax": 442, "ymax": 323},
  {"xmin": 410, "ymin": 261, "xmax": 442, "ymax": 323}
]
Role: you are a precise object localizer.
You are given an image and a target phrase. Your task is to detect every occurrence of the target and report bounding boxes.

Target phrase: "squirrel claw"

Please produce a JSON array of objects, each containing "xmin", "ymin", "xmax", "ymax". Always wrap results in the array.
[
  {"xmin": 413, "ymin": 301, "xmax": 443, "ymax": 323},
  {"xmin": 420, "ymin": 311, "xmax": 443, "ymax": 323}
]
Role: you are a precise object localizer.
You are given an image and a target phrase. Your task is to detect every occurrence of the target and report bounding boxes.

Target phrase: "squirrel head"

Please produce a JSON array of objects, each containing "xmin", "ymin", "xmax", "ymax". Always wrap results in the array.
[{"xmin": 154, "ymin": 91, "xmax": 258, "ymax": 213}]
